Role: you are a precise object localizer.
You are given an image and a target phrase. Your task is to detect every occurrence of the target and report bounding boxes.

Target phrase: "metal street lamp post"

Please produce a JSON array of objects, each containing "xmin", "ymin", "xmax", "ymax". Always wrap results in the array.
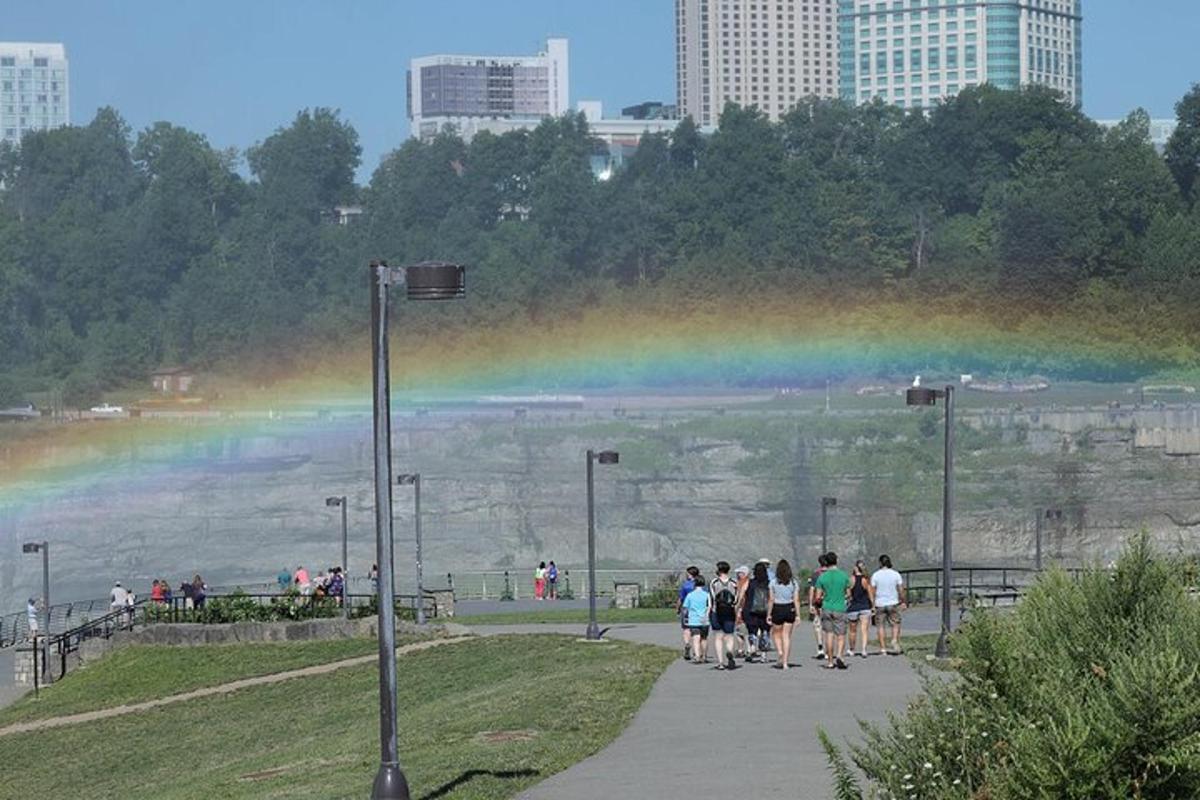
[
  {"xmin": 1035, "ymin": 507, "xmax": 1063, "ymax": 571},
  {"xmin": 585, "ymin": 449, "xmax": 620, "ymax": 641},
  {"xmin": 396, "ymin": 474, "xmax": 424, "ymax": 626},
  {"xmin": 326, "ymin": 496, "xmax": 349, "ymax": 618},
  {"xmin": 369, "ymin": 260, "xmax": 464, "ymax": 800},
  {"xmin": 22, "ymin": 541, "xmax": 50, "ymax": 683},
  {"xmin": 906, "ymin": 384, "xmax": 955, "ymax": 659},
  {"xmin": 820, "ymin": 496, "xmax": 837, "ymax": 554}
]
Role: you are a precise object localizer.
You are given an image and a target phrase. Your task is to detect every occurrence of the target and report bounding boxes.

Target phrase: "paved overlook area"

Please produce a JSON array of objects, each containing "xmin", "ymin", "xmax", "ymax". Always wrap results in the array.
[{"xmin": 474, "ymin": 613, "xmax": 943, "ymax": 800}]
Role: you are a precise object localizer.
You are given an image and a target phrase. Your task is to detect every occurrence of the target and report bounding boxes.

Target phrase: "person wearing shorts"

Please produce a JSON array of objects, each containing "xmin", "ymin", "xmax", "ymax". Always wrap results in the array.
[
  {"xmin": 676, "ymin": 566, "xmax": 700, "ymax": 659},
  {"xmin": 709, "ymin": 562, "xmax": 739, "ymax": 670},
  {"xmin": 808, "ymin": 553, "xmax": 829, "ymax": 660},
  {"xmin": 814, "ymin": 551, "xmax": 851, "ymax": 670},
  {"xmin": 871, "ymin": 555, "xmax": 907, "ymax": 655},
  {"xmin": 767, "ymin": 560, "xmax": 801, "ymax": 670},
  {"xmin": 683, "ymin": 574, "xmax": 712, "ymax": 663},
  {"xmin": 741, "ymin": 562, "xmax": 771, "ymax": 662},
  {"xmin": 846, "ymin": 560, "xmax": 875, "ymax": 658}
]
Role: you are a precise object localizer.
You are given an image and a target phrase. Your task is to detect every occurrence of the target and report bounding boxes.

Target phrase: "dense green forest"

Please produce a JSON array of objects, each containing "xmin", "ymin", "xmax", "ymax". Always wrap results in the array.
[{"xmin": 1, "ymin": 84, "xmax": 1198, "ymax": 406}]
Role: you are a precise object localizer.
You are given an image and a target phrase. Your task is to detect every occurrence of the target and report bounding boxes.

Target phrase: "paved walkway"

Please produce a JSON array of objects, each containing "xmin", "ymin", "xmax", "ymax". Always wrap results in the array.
[
  {"xmin": 0, "ymin": 636, "xmax": 472, "ymax": 738},
  {"xmin": 476, "ymin": 622, "xmax": 930, "ymax": 800}
]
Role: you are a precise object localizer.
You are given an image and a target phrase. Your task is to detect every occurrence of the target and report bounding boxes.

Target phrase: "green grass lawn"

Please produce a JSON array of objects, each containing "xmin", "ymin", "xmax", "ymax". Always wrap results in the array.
[
  {"xmin": 0, "ymin": 635, "xmax": 674, "ymax": 799},
  {"xmin": 0, "ymin": 636, "xmax": 427, "ymax": 726},
  {"xmin": 459, "ymin": 607, "xmax": 677, "ymax": 626}
]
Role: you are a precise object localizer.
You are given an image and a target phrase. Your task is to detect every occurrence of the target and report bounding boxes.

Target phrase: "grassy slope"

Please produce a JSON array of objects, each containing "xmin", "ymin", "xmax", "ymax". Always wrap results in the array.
[
  {"xmin": 0, "ymin": 635, "xmax": 674, "ymax": 800},
  {"xmin": 0, "ymin": 637, "xmax": 425, "ymax": 726}
]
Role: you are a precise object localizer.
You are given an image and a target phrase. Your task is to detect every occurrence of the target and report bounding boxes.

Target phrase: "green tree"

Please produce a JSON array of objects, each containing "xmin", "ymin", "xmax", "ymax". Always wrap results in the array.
[{"xmin": 1165, "ymin": 83, "xmax": 1200, "ymax": 204}]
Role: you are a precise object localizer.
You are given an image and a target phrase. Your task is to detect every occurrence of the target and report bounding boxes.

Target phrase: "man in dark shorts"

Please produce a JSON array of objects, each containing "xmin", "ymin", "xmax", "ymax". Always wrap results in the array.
[{"xmin": 683, "ymin": 574, "xmax": 711, "ymax": 663}]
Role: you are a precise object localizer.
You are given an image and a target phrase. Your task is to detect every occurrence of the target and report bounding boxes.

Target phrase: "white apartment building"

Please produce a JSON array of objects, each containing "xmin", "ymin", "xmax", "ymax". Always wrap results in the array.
[
  {"xmin": 676, "ymin": 0, "xmax": 841, "ymax": 127},
  {"xmin": 407, "ymin": 38, "xmax": 569, "ymax": 141},
  {"xmin": 0, "ymin": 42, "xmax": 69, "ymax": 145},
  {"xmin": 838, "ymin": 0, "xmax": 1082, "ymax": 110}
]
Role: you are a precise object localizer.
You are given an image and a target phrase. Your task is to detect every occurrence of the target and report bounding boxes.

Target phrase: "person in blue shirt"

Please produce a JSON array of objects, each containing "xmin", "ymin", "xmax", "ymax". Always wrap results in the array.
[
  {"xmin": 675, "ymin": 565, "xmax": 700, "ymax": 659},
  {"xmin": 277, "ymin": 567, "xmax": 291, "ymax": 592},
  {"xmin": 683, "ymin": 575, "xmax": 712, "ymax": 664}
]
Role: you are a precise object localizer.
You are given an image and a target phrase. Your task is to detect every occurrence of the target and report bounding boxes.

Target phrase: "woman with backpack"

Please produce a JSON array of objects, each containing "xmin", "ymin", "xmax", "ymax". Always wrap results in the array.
[
  {"xmin": 709, "ymin": 562, "xmax": 739, "ymax": 670},
  {"xmin": 767, "ymin": 559, "xmax": 802, "ymax": 670},
  {"xmin": 740, "ymin": 562, "xmax": 772, "ymax": 663}
]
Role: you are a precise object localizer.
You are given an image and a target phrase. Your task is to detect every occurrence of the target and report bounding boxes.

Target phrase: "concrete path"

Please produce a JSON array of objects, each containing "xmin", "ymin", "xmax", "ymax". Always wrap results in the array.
[
  {"xmin": 478, "ymin": 622, "xmax": 930, "ymax": 800},
  {"xmin": 0, "ymin": 635, "xmax": 472, "ymax": 738}
]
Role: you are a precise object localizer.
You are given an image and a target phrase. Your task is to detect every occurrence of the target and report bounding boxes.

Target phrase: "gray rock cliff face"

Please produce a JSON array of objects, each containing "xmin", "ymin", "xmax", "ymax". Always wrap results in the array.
[{"xmin": 4, "ymin": 405, "xmax": 1200, "ymax": 609}]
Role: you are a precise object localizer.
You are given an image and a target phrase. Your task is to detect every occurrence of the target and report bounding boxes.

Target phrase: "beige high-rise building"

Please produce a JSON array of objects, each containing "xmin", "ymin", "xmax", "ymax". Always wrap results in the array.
[{"xmin": 676, "ymin": 0, "xmax": 840, "ymax": 127}]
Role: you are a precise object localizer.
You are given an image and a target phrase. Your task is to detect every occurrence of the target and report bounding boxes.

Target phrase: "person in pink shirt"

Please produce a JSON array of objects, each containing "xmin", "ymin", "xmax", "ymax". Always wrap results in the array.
[{"xmin": 294, "ymin": 565, "xmax": 310, "ymax": 593}]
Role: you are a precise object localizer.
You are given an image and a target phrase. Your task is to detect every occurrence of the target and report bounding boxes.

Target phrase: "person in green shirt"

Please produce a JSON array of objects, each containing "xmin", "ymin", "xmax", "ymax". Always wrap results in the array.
[{"xmin": 814, "ymin": 552, "xmax": 852, "ymax": 670}]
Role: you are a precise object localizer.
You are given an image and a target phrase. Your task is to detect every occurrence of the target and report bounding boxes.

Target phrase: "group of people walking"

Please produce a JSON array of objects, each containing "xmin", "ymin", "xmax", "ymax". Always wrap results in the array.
[
  {"xmin": 279, "ymin": 565, "xmax": 346, "ymax": 601},
  {"xmin": 676, "ymin": 553, "xmax": 907, "ymax": 671}
]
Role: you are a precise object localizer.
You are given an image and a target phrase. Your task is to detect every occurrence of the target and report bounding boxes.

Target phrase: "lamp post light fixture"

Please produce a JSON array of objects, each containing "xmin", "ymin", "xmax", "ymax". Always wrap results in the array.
[
  {"xmin": 396, "ymin": 474, "xmax": 424, "ymax": 626},
  {"xmin": 22, "ymin": 541, "xmax": 50, "ymax": 684},
  {"xmin": 585, "ymin": 449, "xmax": 620, "ymax": 641},
  {"xmin": 905, "ymin": 384, "xmax": 955, "ymax": 659},
  {"xmin": 1035, "ymin": 507, "xmax": 1063, "ymax": 571},
  {"xmin": 325, "ymin": 496, "xmax": 350, "ymax": 619},
  {"xmin": 820, "ymin": 497, "xmax": 837, "ymax": 554},
  {"xmin": 369, "ymin": 260, "xmax": 464, "ymax": 800}
]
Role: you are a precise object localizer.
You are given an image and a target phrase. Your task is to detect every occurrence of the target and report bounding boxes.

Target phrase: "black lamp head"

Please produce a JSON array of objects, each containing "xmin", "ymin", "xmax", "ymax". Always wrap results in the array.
[
  {"xmin": 906, "ymin": 387, "xmax": 939, "ymax": 406},
  {"xmin": 396, "ymin": 474, "xmax": 419, "ymax": 485},
  {"xmin": 596, "ymin": 450, "xmax": 620, "ymax": 465},
  {"xmin": 325, "ymin": 497, "xmax": 343, "ymax": 507},
  {"xmin": 823, "ymin": 496, "xmax": 837, "ymax": 507},
  {"xmin": 22, "ymin": 542, "xmax": 41, "ymax": 553},
  {"xmin": 405, "ymin": 261, "xmax": 465, "ymax": 301}
]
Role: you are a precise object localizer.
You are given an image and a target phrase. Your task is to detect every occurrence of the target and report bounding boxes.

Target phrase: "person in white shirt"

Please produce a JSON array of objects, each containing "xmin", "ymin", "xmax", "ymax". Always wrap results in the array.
[
  {"xmin": 110, "ymin": 581, "xmax": 129, "ymax": 613},
  {"xmin": 26, "ymin": 598, "xmax": 39, "ymax": 639},
  {"xmin": 870, "ymin": 555, "xmax": 907, "ymax": 655}
]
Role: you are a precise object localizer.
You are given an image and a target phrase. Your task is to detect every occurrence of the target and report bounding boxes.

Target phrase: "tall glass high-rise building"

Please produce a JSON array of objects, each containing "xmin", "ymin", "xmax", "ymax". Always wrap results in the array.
[
  {"xmin": 0, "ymin": 42, "xmax": 69, "ymax": 146},
  {"xmin": 837, "ymin": 1, "xmax": 1082, "ymax": 109}
]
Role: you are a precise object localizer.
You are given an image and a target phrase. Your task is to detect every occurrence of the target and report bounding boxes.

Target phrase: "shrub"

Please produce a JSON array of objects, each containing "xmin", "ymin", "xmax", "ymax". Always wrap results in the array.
[
  {"xmin": 827, "ymin": 533, "xmax": 1200, "ymax": 799},
  {"xmin": 640, "ymin": 573, "xmax": 683, "ymax": 608}
]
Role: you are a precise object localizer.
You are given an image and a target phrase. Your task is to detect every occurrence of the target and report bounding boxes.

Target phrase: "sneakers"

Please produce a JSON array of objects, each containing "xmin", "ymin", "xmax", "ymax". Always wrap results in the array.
[
  {"xmin": 726, "ymin": 652, "xmax": 736, "ymax": 670},
  {"xmin": 683, "ymin": 645, "xmax": 691, "ymax": 660},
  {"xmin": 835, "ymin": 657, "xmax": 848, "ymax": 670}
]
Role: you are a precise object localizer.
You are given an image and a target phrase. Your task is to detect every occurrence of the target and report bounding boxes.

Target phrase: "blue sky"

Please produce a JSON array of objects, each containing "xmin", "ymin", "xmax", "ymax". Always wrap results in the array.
[{"xmin": 7, "ymin": 1, "xmax": 1198, "ymax": 181}]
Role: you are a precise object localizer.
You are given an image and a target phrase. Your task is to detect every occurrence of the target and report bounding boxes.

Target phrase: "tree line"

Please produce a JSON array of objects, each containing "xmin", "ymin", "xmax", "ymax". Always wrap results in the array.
[{"xmin": 1, "ymin": 83, "xmax": 1199, "ymax": 406}]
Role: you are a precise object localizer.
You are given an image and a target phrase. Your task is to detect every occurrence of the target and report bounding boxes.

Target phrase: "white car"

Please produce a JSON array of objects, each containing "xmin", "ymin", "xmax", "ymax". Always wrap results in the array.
[{"xmin": 90, "ymin": 403, "xmax": 125, "ymax": 416}]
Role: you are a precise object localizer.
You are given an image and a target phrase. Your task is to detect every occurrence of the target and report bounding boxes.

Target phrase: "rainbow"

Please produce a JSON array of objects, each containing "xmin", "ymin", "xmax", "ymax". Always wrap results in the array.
[{"xmin": 0, "ymin": 292, "xmax": 1189, "ymax": 511}]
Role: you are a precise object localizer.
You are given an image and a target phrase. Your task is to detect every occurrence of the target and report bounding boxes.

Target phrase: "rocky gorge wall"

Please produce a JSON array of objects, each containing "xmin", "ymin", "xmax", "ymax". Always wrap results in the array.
[{"xmin": 4, "ymin": 403, "xmax": 1200, "ymax": 609}]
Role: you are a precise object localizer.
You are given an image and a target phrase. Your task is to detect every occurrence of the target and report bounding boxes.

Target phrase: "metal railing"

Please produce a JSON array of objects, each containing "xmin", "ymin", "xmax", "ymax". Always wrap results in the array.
[
  {"xmin": 144, "ymin": 591, "xmax": 438, "ymax": 623},
  {"xmin": 899, "ymin": 565, "xmax": 1088, "ymax": 607},
  {"xmin": 443, "ymin": 568, "xmax": 676, "ymax": 601}
]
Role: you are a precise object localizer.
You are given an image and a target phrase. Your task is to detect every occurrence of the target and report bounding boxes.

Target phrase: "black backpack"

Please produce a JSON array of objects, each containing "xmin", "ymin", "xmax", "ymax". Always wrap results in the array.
[
  {"xmin": 748, "ymin": 582, "xmax": 769, "ymax": 615},
  {"xmin": 712, "ymin": 578, "xmax": 737, "ymax": 612}
]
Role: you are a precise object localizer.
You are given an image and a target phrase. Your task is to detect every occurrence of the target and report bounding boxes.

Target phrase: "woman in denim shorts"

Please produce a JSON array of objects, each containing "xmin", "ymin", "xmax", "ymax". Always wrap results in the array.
[{"xmin": 846, "ymin": 560, "xmax": 875, "ymax": 658}]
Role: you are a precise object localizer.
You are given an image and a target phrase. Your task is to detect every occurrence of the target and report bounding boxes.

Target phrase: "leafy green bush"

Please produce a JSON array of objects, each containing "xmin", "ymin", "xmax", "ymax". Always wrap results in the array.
[
  {"xmin": 827, "ymin": 534, "xmax": 1200, "ymax": 799},
  {"xmin": 640, "ymin": 573, "xmax": 683, "ymax": 609}
]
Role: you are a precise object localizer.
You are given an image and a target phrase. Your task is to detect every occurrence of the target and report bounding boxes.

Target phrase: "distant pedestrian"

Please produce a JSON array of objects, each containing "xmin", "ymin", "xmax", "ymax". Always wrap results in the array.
[
  {"xmin": 26, "ymin": 598, "xmax": 39, "ymax": 639},
  {"xmin": 161, "ymin": 580, "xmax": 173, "ymax": 605},
  {"xmin": 741, "ymin": 562, "xmax": 771, "ymax": 662},
  {"xmin": 181, "ymin": 579, "xmax": 195, "ymax": 610},
  {"xmin": 709, "ymin": 562, "xmax": 739, "ymax": 670},
  {"xmin": 676, "ymin": 566, "xmax": 700, "ymax": 659},
  {"xmin": 808, "ymin": 553, "xmax": 830, "ymax": 660},
  {"xmin": 534, "ymin": 561, "xmax": 547, "ymax": 600},
  {"xmin": 110, "ymin": 581, "xmax": 129, "ymax": 614},
  {"xmin": 151, "ymin": 579, "xmax": 165, "ymax": 604},
  {"xmin": 328, "ymin": 567, "xmax": 345, "ymax": 606},
  {"xmin": 294, "ymin": 565, "xmax": 311, "ymax": 595},
  {"xmin": 192, "ymin": 575, "xmax": 207, "ymax": 610},
  {"xmin": 369, "ymin": 564, "xmax": 379, "ymax": 594},
  {"xmin": 815, "ymin": 552, "xmax": 851, "ymax": 670},
  {"xmin": 846, "ymin": 560, "xmax": 875, "ymax": 658},
  {"xmin": 277, "ymin": 567, "xmax": 292, "ymax": 592},
  {"xmin": 683, "ymin": 574, "xmax": 711, "ymax": 663},
  {"xmin": 767, "ymin": 560, "xmax": 801, "ymax": 670},
  {"xmin": 547, "ymin": 561, "xmax": 559, "ymax": 600},
  {"xmin": 871, "ymin": 555, "xmax": 907, "ymax": 655}
]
